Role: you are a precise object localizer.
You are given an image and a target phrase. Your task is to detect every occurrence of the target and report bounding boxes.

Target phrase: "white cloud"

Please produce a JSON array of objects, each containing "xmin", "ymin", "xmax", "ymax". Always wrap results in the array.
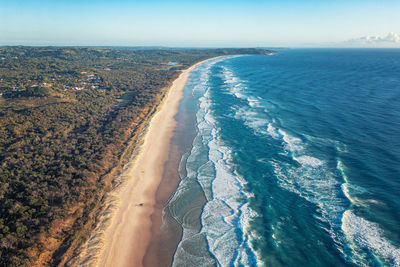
[{"xmin": 343, "ymin": 32, "xmax": 400, "ymax": 47}]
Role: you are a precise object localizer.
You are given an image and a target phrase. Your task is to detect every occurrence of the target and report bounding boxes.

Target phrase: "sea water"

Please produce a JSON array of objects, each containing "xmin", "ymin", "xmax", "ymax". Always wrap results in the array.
[{"xmin": 168, "ymin": 49, "xmax": 400, "ymax": 266}]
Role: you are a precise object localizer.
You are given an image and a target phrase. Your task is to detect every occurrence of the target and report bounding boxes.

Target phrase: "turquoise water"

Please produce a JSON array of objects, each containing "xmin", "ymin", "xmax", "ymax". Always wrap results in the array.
[
  {"xmin": 164, "ymin": 62, "xmax": 180, "ymax": 70},
  {"xmin": 168, "ymin": 50, "xmax": 400, "ymax": 266}
]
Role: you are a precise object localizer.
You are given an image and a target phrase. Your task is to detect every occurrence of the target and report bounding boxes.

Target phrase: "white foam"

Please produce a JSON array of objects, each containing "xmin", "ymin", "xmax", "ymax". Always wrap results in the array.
[
  {"xmin": 267, "ymin": 123, "xmax": 280, "ymax": 139},
  {"xmin": 294, "ymin": 155, "xmax": 324, "ymax": 167},
  {"xmin": 199, "ymin": 70, "xmax": 262, "ymax": 266},
  {"xmin": 277, "ymin": 129, "xmax": 303, "ymax": 152},
  {"xmin": 247, "ymin": 96, "xmax": 262, "ymax": 108},
  {"xmin": 222, "ymin": 66, "xmax": 249, "ymax": 101},
  {"xmin": 174, "ymin": 59, "xmax": 262, "ymax": 266},
  {"xmin": 342, "ymin": 210, "xmax": 400, "ymax": 266},
  {"xmin": 270, "ymin": 139, "xmax": 349, "ymax": 259},
  {"xmin": 201, "ymin": 131, "xmax": 260, "ymax": 266},
  {"xmin": 233, "ymin": 106, "xmax": 271, "ymax": 135},
  {"xmin": 338, "ymin": 160, "xmax": 373, "ymax": 206},
  {"xmin": 221, "ymin": 67, "xmax": 266, "ymax": 112},
  {"xmin": 341, "ymin": 183, "xmax": 356, "ymax": 205},
  {"xmin": 235, "ymin": 92, "xmax": 245, "ymax": 99},
  {"xmin": 224, "ymin": 77, "xmax": 239, "ymax": 84},
  {"xmin": 271, "ymin": 129, "xmax": 400, "ymax": 265}
]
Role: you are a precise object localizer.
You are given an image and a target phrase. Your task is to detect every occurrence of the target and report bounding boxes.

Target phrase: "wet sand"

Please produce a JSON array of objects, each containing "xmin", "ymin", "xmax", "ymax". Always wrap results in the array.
[
  {"xmin": 142, "ymin": 72, "xmax": 201, "ymax": 266},
  {"xmin": 143, "ymin": 143, "xmax": 183, "ymax": 267},
  {"xmin": 92, "ymin": 58, "xmax": 217, "ymax": 267}
]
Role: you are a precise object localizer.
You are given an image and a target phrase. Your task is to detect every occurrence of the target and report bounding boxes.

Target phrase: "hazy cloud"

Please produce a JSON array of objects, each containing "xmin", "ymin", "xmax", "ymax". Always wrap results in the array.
[{"xmin": 343, "ymin": 32, "xmax": 400, "ymax": 47}]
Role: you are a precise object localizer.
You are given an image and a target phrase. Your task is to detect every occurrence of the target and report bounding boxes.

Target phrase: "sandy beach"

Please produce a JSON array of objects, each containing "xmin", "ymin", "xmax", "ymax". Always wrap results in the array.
[{"xmin": 80, "ymin": 57, "xmax": 216, "ymax": 267}]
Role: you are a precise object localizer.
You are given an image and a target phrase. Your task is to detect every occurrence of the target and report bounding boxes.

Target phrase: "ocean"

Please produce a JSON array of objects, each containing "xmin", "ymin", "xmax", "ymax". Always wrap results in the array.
[{"xmin": 167, "ymin": 49, "xmax": 400, "ymax": 266}]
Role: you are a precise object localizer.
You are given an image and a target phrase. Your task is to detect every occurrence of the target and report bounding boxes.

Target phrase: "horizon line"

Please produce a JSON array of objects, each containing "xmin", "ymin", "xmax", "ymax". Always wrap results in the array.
[{"xmin": 1, "ymin": 45, "xmax": 400, "ymax": 50}]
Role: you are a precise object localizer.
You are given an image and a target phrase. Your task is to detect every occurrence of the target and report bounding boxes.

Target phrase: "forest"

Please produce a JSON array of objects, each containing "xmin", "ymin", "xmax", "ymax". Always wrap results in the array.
[{"xmin": 0, "ymin": 46, "xmax": 273, "ymax": 266}]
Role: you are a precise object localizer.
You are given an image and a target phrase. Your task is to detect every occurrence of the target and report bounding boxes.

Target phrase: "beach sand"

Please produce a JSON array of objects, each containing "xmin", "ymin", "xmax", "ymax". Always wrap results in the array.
[{"xmin": 91, "ymin": 58, "xmax": 214, "ymax": 267}]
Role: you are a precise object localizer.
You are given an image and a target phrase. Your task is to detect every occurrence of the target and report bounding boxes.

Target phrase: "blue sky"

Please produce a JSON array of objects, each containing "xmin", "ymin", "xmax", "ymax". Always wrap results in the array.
[{"xmin": 1, "ymin": 0, "xmax": 399, "ymax": 47}]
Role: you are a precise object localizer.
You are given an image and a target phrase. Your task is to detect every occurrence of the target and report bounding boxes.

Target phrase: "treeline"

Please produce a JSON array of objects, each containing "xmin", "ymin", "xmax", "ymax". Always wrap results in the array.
[{"xmin": 0, "ymin": 46, "xmax": 273, "ymax": 266}]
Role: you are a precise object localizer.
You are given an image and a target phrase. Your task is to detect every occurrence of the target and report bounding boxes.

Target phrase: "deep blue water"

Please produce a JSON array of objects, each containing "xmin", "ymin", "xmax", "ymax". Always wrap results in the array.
[{"xmin": 169, "ymin": 49, "xmax": 400, "ymax": 266}]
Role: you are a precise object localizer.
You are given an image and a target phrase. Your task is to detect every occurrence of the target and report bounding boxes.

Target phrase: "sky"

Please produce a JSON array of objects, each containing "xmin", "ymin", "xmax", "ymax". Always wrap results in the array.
[{"xmin": 0, "ymin": 0, "xmax": 400, "ymax": 47}]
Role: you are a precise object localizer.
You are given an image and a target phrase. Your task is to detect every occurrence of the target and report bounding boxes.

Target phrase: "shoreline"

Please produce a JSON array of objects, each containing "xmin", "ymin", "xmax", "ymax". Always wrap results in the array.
[{"xmin": 77, "ymin": 56, "xmax": 221, "ymax": 267}]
